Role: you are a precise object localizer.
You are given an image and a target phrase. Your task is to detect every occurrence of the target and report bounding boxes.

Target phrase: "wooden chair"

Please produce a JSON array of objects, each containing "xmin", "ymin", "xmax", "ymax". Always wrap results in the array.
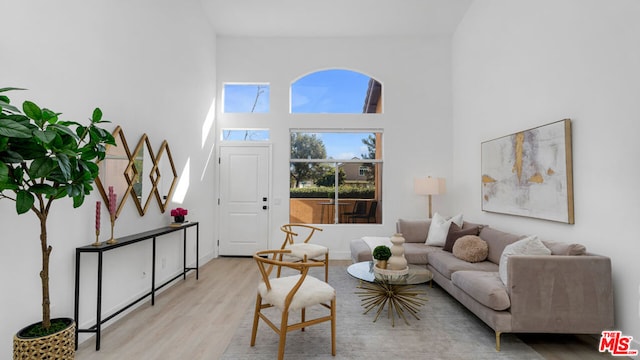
[
  {"xmin": 279, "ymin": 224, "xmax": 329, "ymax": 281},
  {"xmin": 251, "ymin": 249, "xmax": 336, "ymax": 360}
]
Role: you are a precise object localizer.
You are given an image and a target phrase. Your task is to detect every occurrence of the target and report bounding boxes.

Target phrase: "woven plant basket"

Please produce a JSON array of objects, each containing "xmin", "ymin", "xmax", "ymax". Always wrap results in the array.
[{"xmin": 13, "ymin": 318, "xmax": 75, "ymax": 360}]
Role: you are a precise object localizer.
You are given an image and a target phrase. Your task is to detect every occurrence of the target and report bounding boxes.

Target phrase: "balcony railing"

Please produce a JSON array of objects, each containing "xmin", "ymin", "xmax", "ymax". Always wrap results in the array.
[{"xmin": 289, "ymin": 198, "xmax": 379, "ymax": 224}]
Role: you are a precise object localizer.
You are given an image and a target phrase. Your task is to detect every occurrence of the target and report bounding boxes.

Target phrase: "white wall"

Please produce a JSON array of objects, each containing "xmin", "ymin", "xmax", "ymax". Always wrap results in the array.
[
  {"xmin": 452, "ymin": 0, "xmax": 640, "ymax": 346},
  {"xmin": 215, "ymin": 36, "xmax": 455, "ymax": 259},
  {"xmin": 0, "ymin": 0, "xmax": 217, "ymax": 354}
]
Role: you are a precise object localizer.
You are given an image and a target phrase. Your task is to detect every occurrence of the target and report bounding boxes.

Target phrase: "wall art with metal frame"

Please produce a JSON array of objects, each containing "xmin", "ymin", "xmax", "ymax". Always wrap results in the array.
[
  {"xmin": 96, "ymin": 127, "xmax": 179, "ymax": 217},
  {"xmin": 481, "ymin": 119, "xmax": 574, "ymax": 224}
]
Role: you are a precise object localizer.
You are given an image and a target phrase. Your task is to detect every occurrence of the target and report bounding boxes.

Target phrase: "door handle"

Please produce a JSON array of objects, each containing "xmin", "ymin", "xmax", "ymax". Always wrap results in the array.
[{"xmin": 262, "ymin": 205, "xmax": 268, "ymax": 210}]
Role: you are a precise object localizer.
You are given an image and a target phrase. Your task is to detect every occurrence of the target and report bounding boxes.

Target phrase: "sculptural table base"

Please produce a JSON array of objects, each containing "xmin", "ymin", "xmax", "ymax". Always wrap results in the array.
[{"xmin": 355, "ymin": 280, "xmax": 427, "ymax": 327}]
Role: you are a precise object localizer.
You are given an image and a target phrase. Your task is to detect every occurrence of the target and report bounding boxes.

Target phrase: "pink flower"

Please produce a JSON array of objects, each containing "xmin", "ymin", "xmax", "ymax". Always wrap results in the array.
[{"xmin": 171, "ymin": 207, "xmax": 188, "ymax": 216}]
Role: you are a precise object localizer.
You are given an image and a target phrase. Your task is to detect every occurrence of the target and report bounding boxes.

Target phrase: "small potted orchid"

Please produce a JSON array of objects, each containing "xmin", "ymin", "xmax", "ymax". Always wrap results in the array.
[{"xmin": 170, "ymin": 207, "xmax": 188, "ymax": 223}]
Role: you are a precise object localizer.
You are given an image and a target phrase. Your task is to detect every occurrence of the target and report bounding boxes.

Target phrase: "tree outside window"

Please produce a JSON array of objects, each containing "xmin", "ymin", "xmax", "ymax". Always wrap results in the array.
[{"xmin": 289, "ymin": 131, "xmax": 382, "ymax": 224}]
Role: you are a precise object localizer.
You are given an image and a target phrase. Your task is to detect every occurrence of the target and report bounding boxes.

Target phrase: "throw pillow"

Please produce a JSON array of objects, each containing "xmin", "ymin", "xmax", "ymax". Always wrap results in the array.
[
  {"xmin": 397, "ymin": 219, "xmax": 431, "ymax": 243},
  {"xmin": 443, "ymin": 226, "xmax": 480, "ymax": 252},
  {"xmin": 541, "ymin": 240, "xmax": 587, "ymax": 255},
  {"xmin": 498, "ymin": 235, "xmax": 551, "ymax": 286},
  {"xmin": 450, "ymin": 213, "xmax": 464, "ymax": 227},
  {"xmin": 425, "ymin": 213, "xmax": 464, "ymax": 247},
  {"xmin": 452, "ymin": 235, "xmax": 488, "ymax": 263}
]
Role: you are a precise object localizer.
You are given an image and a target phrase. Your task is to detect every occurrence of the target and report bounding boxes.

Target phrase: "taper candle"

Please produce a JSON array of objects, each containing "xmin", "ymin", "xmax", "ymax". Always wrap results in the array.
[
  {"xmin": 108, "ymin": 186, "xmax": 116, "ymax": 216},
  {"xmin": 95, "ymin": 201, "xmax": 101, "ymax": 231},
  {"xmin": 106, "ymin": 186, "xmax": 117, "ymax": 245},
  {"xmin": 92, "ymin": 200, "xmax": 102, "ymax": 246}
]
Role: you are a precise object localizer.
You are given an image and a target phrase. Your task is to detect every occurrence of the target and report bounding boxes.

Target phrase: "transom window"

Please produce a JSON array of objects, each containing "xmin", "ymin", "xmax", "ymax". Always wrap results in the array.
[
  {"xmin": 221, "ymin": 129, "xmax": 270, "ymax": 141},
  {"xmin": 223, "ymin": 83, "xmax": 270, "ymax": 113}
]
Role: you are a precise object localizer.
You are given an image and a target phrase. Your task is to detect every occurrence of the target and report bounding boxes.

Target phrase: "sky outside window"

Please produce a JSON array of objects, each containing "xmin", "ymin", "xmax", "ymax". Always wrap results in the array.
[
  {"xmin": 223, "ymin": 84, "xmax": 270, "ymax": 113},
  {"xmin": 313, "ymin": 132, "xmax": 373, "ymax": 159},
  {"xmin": 291, "ymin": 69, "xmax": 372, "ymax": 114}
]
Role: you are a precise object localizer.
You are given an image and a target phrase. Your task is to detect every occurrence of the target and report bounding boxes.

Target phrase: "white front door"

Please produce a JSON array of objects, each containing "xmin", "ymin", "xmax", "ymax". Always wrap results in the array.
[{"xmin": 218, "ymin": 145, "xmax": 270, "ymax": 256}]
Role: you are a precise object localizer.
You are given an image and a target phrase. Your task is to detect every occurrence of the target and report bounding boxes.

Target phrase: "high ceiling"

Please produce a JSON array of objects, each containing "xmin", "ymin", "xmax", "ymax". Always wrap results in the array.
[{"xmin": 201, "ymin": 0, "xmax": 473, "ymax": 37}]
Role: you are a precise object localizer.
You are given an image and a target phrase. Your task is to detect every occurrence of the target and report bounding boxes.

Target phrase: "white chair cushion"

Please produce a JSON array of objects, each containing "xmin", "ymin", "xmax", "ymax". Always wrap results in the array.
[
  {"xmin": 258, "ymin": 274, "xmax": 335, "ymax": 311},
  {"xmin": 286, "ymin": 243, "xmax": 328, "ymax": 260}
]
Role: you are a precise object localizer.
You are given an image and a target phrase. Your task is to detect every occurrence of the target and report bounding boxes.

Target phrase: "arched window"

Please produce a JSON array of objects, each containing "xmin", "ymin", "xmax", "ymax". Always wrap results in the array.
[{"xmin": 290, "ymin": 69, "xmax": 382, "ymax": 114}]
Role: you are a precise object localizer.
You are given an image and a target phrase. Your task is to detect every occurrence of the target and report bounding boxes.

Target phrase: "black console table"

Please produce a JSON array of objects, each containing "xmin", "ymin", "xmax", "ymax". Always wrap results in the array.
[{"xmin": 74, "ymin": 221, "xmax": 199, "ymax": 350}]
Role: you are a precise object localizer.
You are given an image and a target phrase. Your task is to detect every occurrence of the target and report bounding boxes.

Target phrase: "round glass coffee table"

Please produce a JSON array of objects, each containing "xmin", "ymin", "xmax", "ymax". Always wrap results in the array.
[{"xmin": 347, "ymin": 261, "xmax": 433, "ymax": 326}]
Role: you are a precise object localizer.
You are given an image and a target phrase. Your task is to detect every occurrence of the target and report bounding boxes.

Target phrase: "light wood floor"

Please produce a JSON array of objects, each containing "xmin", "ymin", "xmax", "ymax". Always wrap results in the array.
[{"xmin": 75, "ymin": 257, "xmax": 619, "ymax": 359}]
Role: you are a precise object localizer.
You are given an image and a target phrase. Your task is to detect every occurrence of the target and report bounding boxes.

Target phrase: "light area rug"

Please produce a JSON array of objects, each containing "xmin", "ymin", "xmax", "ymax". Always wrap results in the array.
[{"xmin": 222, "ymin": 264, "xmax": 543, "ymax": 360}]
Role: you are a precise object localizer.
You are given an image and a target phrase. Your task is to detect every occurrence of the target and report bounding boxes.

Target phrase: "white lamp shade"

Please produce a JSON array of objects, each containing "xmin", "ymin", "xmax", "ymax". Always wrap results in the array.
[{"xmin": 414, "ymin": 177, "xmax": 446, "ymax": 195}]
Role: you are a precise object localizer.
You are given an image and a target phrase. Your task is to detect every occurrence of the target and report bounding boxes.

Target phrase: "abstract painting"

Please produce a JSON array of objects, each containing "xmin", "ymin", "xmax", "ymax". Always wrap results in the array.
[{"xmin": 481, "ymin": 119, "xmax": 574, "ymax": 223}]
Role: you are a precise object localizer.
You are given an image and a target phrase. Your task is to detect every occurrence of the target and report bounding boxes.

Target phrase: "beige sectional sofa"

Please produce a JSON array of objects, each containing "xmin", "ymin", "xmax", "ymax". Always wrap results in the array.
[{"xmin": 349, "ymin": 219, "xmax": 614, "ymax": 350}]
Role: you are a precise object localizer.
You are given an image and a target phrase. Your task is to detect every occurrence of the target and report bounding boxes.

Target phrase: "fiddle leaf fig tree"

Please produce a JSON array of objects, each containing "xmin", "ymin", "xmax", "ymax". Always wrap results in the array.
[{"xmin": 0, "ymin": 87, "xmax": 115, "ymax": 334}]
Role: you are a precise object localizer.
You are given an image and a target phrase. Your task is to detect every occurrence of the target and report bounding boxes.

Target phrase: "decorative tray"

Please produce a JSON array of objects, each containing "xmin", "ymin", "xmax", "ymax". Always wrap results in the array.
[{"xmin": 373, "ymin": 264, "xmax": 409, "ymax": 276}]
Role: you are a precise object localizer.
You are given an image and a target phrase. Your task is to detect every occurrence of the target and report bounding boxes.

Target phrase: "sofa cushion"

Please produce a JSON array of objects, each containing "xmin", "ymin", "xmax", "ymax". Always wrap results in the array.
[
  {"xmin": 426, "ymin": 213, "xmax": 463, "ymax": 246},
  {"xmin": 452, "ymin": 235, "xmax": 488, "ymax": 263},
  {"xmin": 427, "ymin": 251, "xmax": 498, "ymax": 279},
  {"xmin": 499, "ymin": 235, "xmax": 551, "ymax": 286},
  {"xmin": 403, "ymin": 243, "xmax": 440, "ymax": 265},
  {"xmin": 443, "ymin": 225, "xmax": 481, "ymax": 252},
  {"xmin": 350, "ymin": 238, "xmax": 373, "ymax": 263},
  {"xmin": 542, "ymin": 240, "xmax": 587, "ymax": 255},
  {"xmin": 461, "ymin": 221, "xmax": 484, "ymax": 230},
  {"xmin": 479, "ymin": 227, "xmax": 523, "ymax": 264},
  {"xmin": 397, "ymin": 219, "xmax": 431, "ymax": 243},
  {"xmin": 451, "ymin": 271, "xmax": 511, "ymax": 311}
]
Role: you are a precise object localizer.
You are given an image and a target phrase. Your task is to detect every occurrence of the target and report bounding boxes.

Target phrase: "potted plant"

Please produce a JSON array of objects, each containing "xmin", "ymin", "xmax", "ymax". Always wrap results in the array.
[
  {"xmin": 0, "ymin": 88, "xmax": 115, "ymax": 359},
  {"xmin": 372, "ymin": 245, "xmax": 391, "ymax": 269},
  {"xmin": 170, "ymin": 207, "xmax": 188, "ymax": 223}
]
